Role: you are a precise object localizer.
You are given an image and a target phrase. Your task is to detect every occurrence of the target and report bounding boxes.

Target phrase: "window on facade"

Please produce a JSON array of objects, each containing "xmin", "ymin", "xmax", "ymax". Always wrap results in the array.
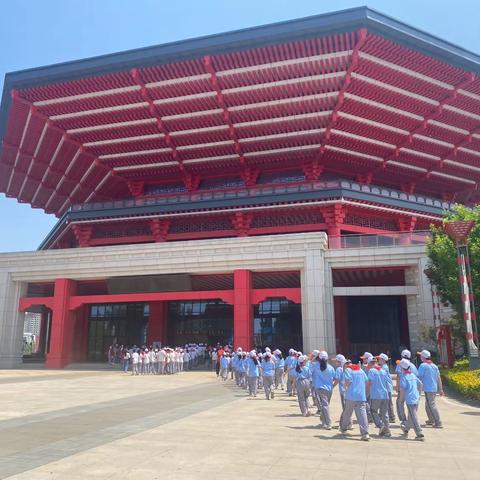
[
  {"xmin": 257, "ymin": 171, "xmax": 305, "ymax": 184},
  {"xmin": 145, "ymin": 183, "xmax": 187, "ymax": 195},
  {"xmin": 199, "ymin": 177, "xmax": 245, "ymax": 190},
  {"xmin": 87, "ymin": 303, "xmax": 149, "ymax": 361}
]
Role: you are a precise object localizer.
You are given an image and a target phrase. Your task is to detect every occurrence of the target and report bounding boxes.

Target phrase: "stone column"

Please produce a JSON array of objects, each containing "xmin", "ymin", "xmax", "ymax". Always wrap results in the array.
[
  {"xmin": 324, "ymin": 262, "xmax": 336, "ymax": 353},
  {"xmin": 233, "ymin": 269, "xmax": 253, "ymax": 351},
  {"xmin": 301, "ymin": 249, "xmax": 334, "ymax": 353},
  {"xmin": 405, "ymin": 258, "xmax": 436, "ymax": 352},
  {"xmin": 0, "ymin": 272, "xmax": 27, "ymax": 368}
]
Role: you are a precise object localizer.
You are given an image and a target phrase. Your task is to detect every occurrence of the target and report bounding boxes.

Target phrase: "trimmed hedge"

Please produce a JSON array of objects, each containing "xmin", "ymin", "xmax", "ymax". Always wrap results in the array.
[{"xmin": 441, "ymin": 358, "xmax": 480, "ymax": 401}]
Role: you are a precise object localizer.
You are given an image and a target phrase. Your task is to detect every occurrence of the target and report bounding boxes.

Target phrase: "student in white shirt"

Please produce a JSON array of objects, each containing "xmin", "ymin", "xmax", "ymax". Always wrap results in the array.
[
  {"xmin": 152, "ymin": 349, "xmax": 160, "ymax": 374},
  {"xmin": 143, "ymin": 348, "xmax": 150, "ymax": 375},
  {"xmin": 158, "ymin": 348, "xmax": 166, "ymax": 375},
  {"xmin": 131, "ymin": 349, "xmax": 140, "ymax": 376}
]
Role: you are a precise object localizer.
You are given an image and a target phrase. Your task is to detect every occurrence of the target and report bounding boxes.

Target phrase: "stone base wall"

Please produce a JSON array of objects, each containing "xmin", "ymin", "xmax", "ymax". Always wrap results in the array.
[{"xmin": 0, "ymin": 232, "xmax": 439, "ymax": 368}]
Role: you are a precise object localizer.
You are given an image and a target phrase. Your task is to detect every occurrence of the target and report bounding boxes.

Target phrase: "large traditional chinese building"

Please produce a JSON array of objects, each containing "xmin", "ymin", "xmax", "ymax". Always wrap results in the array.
[{"xmin": 0, "ymin": 7, "xmax": 478, "ymax": 368}]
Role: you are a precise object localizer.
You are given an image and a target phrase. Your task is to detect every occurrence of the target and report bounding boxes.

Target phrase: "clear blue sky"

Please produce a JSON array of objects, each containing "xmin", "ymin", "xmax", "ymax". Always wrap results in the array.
[{"xmin": 0, "ymin": 0, "xmax": 479, "ymax": 252}]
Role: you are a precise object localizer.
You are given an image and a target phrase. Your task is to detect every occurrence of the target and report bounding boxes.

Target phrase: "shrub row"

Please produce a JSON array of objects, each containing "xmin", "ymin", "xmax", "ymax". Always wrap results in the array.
[{"xmin": 441, "ymin": 359, "xmax": 480, "ymax": 401}]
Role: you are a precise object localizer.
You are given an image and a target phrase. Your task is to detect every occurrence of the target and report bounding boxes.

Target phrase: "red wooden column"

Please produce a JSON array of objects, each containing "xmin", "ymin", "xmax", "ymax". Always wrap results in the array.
[
  {"xmin": 148, "ymin": 301, "xmax": 167, "ymax": 345},
  {"xmin": 233, "ymin": 269, "xmax": 253, "ymax": 350},
  {"xmin": 46, "ymin": 278, "xmax": 76, "ymax": 369}
]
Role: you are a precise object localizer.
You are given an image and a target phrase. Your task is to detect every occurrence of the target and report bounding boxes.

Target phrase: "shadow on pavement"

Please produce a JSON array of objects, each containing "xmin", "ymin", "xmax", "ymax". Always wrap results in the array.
[
  {"xmin": 285, "ymin": 425, "xmax": 323, "ymax": 430},
  {"xmin": 443, "ymin": 385, "xmax": 480, "ymax": 408},
  {"xmin": 275, "ymin": 413, "xmax": 305, "ymax": 417},
  {"xmin": 314, "ymin": 433, "xmax": 420, "ymax": 442}
]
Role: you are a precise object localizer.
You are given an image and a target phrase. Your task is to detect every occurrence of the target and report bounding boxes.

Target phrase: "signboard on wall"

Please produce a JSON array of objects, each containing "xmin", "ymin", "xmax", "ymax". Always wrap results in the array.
[{"xmin": 106, "ymin": 274, "xmax": 192, "ymax": 294}]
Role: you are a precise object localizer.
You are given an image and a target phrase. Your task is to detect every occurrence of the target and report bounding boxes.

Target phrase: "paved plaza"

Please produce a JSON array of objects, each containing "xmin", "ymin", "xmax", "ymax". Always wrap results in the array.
[{"xmin": 0, "ymin": 369, "xmax": 479, "ymax": 480}]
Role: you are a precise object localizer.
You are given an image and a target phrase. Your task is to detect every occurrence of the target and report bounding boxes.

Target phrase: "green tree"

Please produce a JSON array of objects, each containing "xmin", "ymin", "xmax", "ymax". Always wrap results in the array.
[{"xmin": 425, "ymin": 205, "xmax": 480, "ymax": 353}]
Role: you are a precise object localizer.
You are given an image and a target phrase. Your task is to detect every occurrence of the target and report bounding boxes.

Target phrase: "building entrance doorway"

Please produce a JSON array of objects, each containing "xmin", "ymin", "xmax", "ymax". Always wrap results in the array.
[
  {"xmin": 167, "ymin": 300, "xmax": 233, "ymax": 346},
  {"xmin": 346, "ymin": 296, "xmax": 408, "ymax": 361},
  {"xmin": 22, "ymin": 307, "xmax": 51, "ymax": 361}
]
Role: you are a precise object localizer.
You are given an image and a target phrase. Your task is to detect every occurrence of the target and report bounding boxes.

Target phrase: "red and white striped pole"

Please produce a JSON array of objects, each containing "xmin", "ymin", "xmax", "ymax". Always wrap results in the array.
[{"xmin": 444, "ymin": 220, "xmax": 480, "ymax": 369}]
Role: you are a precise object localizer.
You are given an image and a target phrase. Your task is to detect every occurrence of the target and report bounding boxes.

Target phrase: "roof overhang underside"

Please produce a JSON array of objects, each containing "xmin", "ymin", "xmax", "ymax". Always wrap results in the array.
[{"xmin": 2, "ymin": 6, "xmax": 480, "ymax": 217}]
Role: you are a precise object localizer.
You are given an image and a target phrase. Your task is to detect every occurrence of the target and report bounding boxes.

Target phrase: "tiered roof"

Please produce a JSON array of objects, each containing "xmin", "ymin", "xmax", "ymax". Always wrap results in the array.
[{"xmin": 1, "ymin": 6, "xmax": 480, "ymax": 219}]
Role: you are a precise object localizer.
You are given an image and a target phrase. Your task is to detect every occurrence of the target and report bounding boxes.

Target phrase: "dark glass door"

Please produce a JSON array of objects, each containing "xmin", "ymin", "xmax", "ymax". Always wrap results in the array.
[
  {"xmin": 87, "ymin": 303, "xmax": 149, "ymax": 361},
  {"xmin": 347, "ymin": 296, "xmax": 402, "ymax": 360},
  {"xmin": 254, "ymin": 298, "xmax": 302, "ymax": 352}
]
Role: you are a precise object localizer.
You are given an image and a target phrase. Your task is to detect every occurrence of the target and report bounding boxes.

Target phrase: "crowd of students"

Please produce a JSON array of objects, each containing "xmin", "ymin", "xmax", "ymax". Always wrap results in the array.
[
  {"xmin": 109, "ymin": 343, "xmax": 206, "ymax": 375},
  {"xmin": 216, "ymin": 346, "xmax": 443, "ymax": 441}
]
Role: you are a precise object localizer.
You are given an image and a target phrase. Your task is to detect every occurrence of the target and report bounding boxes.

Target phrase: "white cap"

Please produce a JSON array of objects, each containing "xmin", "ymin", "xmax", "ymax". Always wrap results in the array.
[
  {"xmin": 378, "ymin": 353, "xmax": 389, "ymax": 362},
  {"xmin": 319, "ymin": 351, "xmax": 329, "ymax": 361},
  {"xmin": 360, "ymin": 352, "xmax": 373, "ymax": 360},
  {"xmin": 334, "ymin": 354, "xmax": 346, "ymax": 365},
  {"xmin": 265, "ymin": 347, "xmax": 271, "ymax": 353},
  {"xmin": 417, "ymin": 349, "xmax": 431, "ymax": 358},
  {"xmin": 312, "ymin": 349, "xmax": 320, "ymax": 357},
  {"xmin": 236, "ymin": 347, "xmax": 242, "ymax": 352},
  {"xmin": 298, "ymin": 355, "xmax": 307, "ymax": 363},
  {"xmin": 273, "ymin": 349, "xmax": 281, "ymax": 355},
  {"xmin": 289, "ymin": 348, "xmax": 295, "ymax": 355},
  {"xmin": 399, "ymin": 358, "xmax": 411, "ymax": 370},
  {"xmin": 249, "ymin": 350, "xmax": 256, "ymax": 357},
  {"xmin": 401, "ymin": 349, "xmax": 412, "ymax": 359},
  {"xmin": 264, "ymin": 351, "xmax": 271, "ymax": 357}
]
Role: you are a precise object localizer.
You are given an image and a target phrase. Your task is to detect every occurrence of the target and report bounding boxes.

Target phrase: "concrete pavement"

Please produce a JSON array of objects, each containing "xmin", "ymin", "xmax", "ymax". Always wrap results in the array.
[{"xmin": 0, "ymin": 368, "xmax": 479, "ymax": 479}]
